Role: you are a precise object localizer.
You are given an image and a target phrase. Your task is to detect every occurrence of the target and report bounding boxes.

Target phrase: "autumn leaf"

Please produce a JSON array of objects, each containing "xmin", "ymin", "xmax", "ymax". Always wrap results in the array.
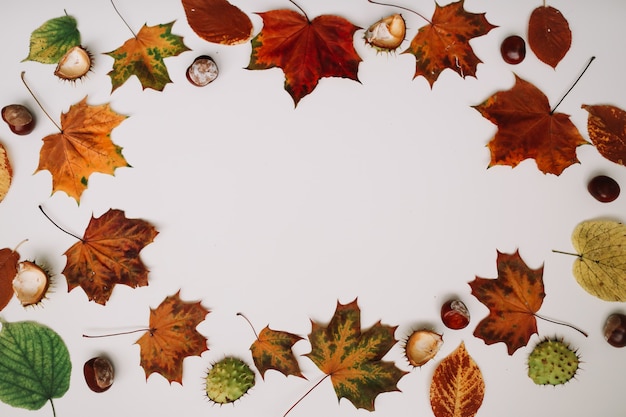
[
  {"xmin": 0, "ymin": 143, "xmax": 12, "ymax": 204},
  {"xmin": 402, "ymin": 0, "xmax": 496, "ymax": 86},
  {"xmin": 0, "ymin": 248, "xmax": 19, "ymax": 311},
  {"xmin": 474, "ymin": 75, "xmax": 588, "ymax": 175},
  {"xmin": 430, "ymin": 342, "xmax": 484, "ymax": 417},
  {"xmin": 469, "ymin": 250, "xmax": 545, "ymax": 355},
  {"xmin": 23, "ymin": 15, "xmax": 81, "ymax": 64},
  {"xmin": 62, "ymin": 209, "xmax": 158, "ymax": 305},
  {"xmin": 250, "ymin": 326, "xmax": 304, "ymax": 379},
  {"xmin": 106, "ymin": 21, "xmax": 190, "ymax": 92},
  {"xmin": 303, "ymin": 299, "xmax": 407, "ymax": 411},
  {"xmin": 528, "ymin": 6, "xmax": 571, "ymax": 68},
  {"xmin": 135, "ymin": 291, "xmax": 209, "ymax": 384},
  {"xmin": 582, "ymin": 104, "xmax": 626, "ymax": 166},
  {"xmin": 555, "ymin": 220, "xmax": 626, "ymax": 301},
  {"xmin": 247, "ymin": 9, "xmax": 362, "ymax": 106},
  {"xmin": 182, "ymin": 0, "xmax": 253, "ymax": 45},
  {"xmin": 36, "ymin": 97, "xmax": 129, "ymax": 202}
]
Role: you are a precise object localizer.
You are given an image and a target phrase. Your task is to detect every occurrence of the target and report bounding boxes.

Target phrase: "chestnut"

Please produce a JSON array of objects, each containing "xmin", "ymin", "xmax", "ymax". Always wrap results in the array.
[
  {"xmin": 604, "ymin": 313, "xmax": 626, "ymax": 348},
  {"xmin": 2, "ymin": 104, "xmax": 35, "ymax": 135},
  {"xmin": 186, "ymin": 55, "xmax": 219, "ymax": 87},
  {"xmin": 84, "ymin": 357, "xmax": 114, "ymax": 392}
]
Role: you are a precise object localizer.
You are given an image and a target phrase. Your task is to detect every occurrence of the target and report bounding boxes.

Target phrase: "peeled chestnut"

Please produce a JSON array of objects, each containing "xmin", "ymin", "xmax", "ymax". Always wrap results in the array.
[
  {"xmin": 186, "ymin": 55, "xmax": 219, "ymax": 87},
  {"xmin": 2, "ymin": 104, "xmax": 35, "ymax": 135},
  {"xmin": 84, "ymin": 357, "xmax": 114, "ymax": 392},
  {"xmin": 604, "ymin": 313, "xmax": 626, "ymax": 348}
]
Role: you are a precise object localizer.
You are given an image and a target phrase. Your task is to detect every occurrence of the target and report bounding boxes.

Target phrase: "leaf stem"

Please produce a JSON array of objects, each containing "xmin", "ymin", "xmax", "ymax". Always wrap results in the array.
[
  {"xmin": 110, "ymin": 0, "xmax": 137, "ymax": 38},
  {"xmin": 550, "ymin": 56, "xmax": 595, "ymax": 114},
  {"xmin": 367, "ymin": 0, "xmax": 432, "ymax": 25},
  {"xmin": 38, "ymin": 205, "xmax": 83, "ymax": 242},
  {"xmin": 83, "ymin": 328, "xmax": 152, "ymax": 338},
  {"xmin": 50, "ymin": 398, "xmax": 56, "ymax": 417},
  {"xmin": 552, "ymin": 249, "xmax": 581, "ymax": 258},
  {"xmin": 534, "ymin": 313, "xmax": 588, "ymax": 337},
  {"xmin": 288, "ymin": 0, "xmax": 309, "ymax": 21},
  {"xmin": 237, "ymin": 312, "xmax": 259, "ymax": 340},
  {"xmin": 20, "ymin": 72, "xmax": 62, "ymax": 133},
  {"xmin": 283, "ymin": 374, "xmax": 330, "ymax": 417}
]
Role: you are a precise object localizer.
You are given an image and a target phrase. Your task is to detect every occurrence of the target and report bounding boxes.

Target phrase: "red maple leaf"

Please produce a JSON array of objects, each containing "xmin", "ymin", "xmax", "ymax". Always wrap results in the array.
[
  {"xmin": 403, "ymin": 0, "xmax": 496, "ymax": 86},
  {"xmin": 246, "ymin": 9, "xmax": 362, "ymax": 106},
  {"xmin": 474, "ymin": 75, "xmax": 588, "ymax": 175}
]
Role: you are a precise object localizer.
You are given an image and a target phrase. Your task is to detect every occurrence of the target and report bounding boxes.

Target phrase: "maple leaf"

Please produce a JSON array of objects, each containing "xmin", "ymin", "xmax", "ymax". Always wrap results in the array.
[
  {"xmin": 63, "ymin": 209, "xmax": 158, "ymax": 305},
  {"xmin": 36, "ymin": 97, "xmax": 129, "ymax": 202},
  {"xmin": 246, "ymin": 9, "xmax": 362, "ymax": 106},
  {"xmin": 402, "ymin": 0, "xmax": 496, "ymax": 86},
  {"xmin": 106, "ymin": 21, "xmax": 190, "ymax": 92},
  {"xmin": 528, "ymin": 6, "xmax": 571, "ymax": 69},
  {"xmin": 430, "ymin": 342, "xmax": 484, "ymax": 417},
  {"xmin": 304, "ymin": 299, "xmax": 407, "ymax": 411},
  {"xmin": 0, "ymin": 248, "xmax": 19, "ymax": 311},
  {"xmin": 250, "ymin": 325, "xmax": 304, "ymax": 379},
  {"xmin": 474, "ymin": 75, "xmax": 588, "ymax": 175},
  {"xmin": 582, "ymin": 104, "xmax": 626, "ymax": 165},
  {"xmin": 136, "ymin": 291, "xmax": 209, "ymax": 384},
  {"xmin": 182, "ymin": 0, "xmax": 253, "ymax": 45},
  {"xmin": 469, "ymin": 250, "xmax": 545, "ymax": 355}
]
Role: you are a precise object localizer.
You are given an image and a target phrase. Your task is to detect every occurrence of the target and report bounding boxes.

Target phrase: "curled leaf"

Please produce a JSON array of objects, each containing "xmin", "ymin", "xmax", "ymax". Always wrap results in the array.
[
  {"xmin": 528, "ymin": 6, "xmax": 571, "ymax": 68},
  {"xmin": 23, "ymin": 15, "xmax": 81, "ymax": 64}
]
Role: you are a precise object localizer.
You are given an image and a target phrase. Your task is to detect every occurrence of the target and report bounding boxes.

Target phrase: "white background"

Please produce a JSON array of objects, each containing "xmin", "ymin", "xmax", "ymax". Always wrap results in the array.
[{"xmin": 1, "ymin": 0, "xmax": 625, "ymax": 416}]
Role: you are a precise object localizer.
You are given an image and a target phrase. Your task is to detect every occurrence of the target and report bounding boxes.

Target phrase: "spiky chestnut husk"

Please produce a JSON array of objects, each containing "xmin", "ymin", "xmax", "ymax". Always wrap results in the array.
[
  {"xmin": 403, "ymin": 329, "xmax": 443, "ymax": 367},
  {"xmin": 12, "ymin": 261, "xmax": 51, "ymax": 306},
  {"xmin": 54, "ymin": 45, "xmax": 93, "ymax": 81},
  {"xmin": 364, "ymin": 14, "xmax": 406, "ymax": 52},
  {"xmin": 527, "ymin": 338, "xmax": 580, "ymax": 385},
  {"xmin": 205, "ymin": 357, "xmax": 255, "ymax": 404}
]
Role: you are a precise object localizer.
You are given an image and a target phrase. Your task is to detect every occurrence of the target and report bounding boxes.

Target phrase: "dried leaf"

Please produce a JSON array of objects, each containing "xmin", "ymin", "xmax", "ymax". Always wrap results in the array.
[
  {"xmin": 182, "ymin": 0, "xmax": 253, "ymax": 45},
  {"xmin": 566, "ymin": 220, "xmax": 626, "ymax": 301},
  {"xmin": 250, "ymin": 326, "xmax": 304, "ymax": 379},
  {"xmin": 430, "ymin": 342, "xmax": 485, "ymax": 417},
  {"xmin": 582, "ymin": 104, "xmax": 626, "ymax": 166},
  {"xmin": 0, "ymin": 248, "xmax": 19, "ymax": 311},
  {"xmin": 305, "ymin": 299, "xmax": 407, "ymax": 411},
  {"xmin": 469, "ymin": 250, "xmax": 545, "ymax": 355},
  {"xmin": 106, "ymin": 21, "xmax": 190, "ymax": 92},
  {"xmin": 63, "ymin": 209, "xmax": 158, "ymax": 305},
  {"xmin": 0, "ymin": 143, "xmax": 12, "ymax": 204},
  {"xmin": 23, "ymin": 15, "xmax": 80, "ymax": 64},
  {"xmin": 474, "ymin": 75, "xmax": 587, "ymax": 175},
  {"xmin": 36, "ymin": 97, "xmax": 129, "ymax": 202},
  {"xmin": 528, "ymin": 6, "xmax": 571, "ymax": 68},
  {"xmin": 247, "ymin": 9, "xmax": 362, "ymax": 106},
  {"xmin": 402, "ymin": 0, "xmax": 496, "ymax": 86},
  {"xmin": 136, "ymin": 291, "xmax": 209, "ymax": 384}
]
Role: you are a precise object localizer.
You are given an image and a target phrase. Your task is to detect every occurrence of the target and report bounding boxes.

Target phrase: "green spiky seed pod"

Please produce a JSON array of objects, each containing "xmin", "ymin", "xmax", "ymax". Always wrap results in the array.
[
  {"xmin": 528, "ymin": 338, "xmax": 579, "ymax": 385},
  {"xmin": 205, "ymin": 357, "xmax": 255, "ymax": 404}
]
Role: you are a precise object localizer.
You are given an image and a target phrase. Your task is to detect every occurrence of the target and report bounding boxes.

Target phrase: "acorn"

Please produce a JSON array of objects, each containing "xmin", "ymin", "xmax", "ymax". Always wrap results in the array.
[
  {"xmin": 12, "ymin": 261, "xmax": 50, "ymax": 306},
  {"xmin": 54, "ymin": 45, "xmax": 93, "ymax": 81},
  {"xmin": 186, "ymin": 55, "xmax": 219, "ymax": 87},
  {"xmin": 84, "ymin": 357, "xmax": 114, "ymax": 393},
  {"xmin": 364, "ymin": 14, "xmax": 406, "ymax": 52},
  {"xmin": 404, "ymin": 329, "xmax": 443, "ymax": 367},
  {"xmin": 2, "ymin": 104, "xmax": 35, "ymax": 135}
]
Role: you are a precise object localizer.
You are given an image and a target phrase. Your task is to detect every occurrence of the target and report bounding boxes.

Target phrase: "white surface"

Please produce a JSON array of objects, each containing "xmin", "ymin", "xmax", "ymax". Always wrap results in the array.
[{"xmin": 1, "ymin": 0, "xmax": 625, "ymax": 416}]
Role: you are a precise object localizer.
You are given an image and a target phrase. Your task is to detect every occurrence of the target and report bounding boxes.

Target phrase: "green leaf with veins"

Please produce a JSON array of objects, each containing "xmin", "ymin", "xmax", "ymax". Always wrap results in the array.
[{"xmin": 23, "ymin": 15, "xmax": 81, "ymax": 63}]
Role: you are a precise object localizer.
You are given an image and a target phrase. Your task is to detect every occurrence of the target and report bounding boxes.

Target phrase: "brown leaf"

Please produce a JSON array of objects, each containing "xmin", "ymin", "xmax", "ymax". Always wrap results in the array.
[
  {"xmin": 469, "ymin": 250, "xmax": 545, "ymax": 355},
  {"xmin": 528, "ymin": 6, "xmax": 571, "ymax": 68},
  {"xmin": 63, "ymin": 209, "xmax": 158, "ymax": 305},
  {"xmin": 136, "ymin": 291, "xmax": 209, "ymax": 384},
  {"xmin": 0, "ymin": 248, "xmax": 19, "ymax": 311},
  {"xmin": 182, "ymin": 0, "xmax": 252, "ymax": 45},
  {"xmin": 250, "ymin": 326, "xmax": 304, "ymax": 379},
  {"xmin": 582, "ymin": 104, "xmax": 626, "ymax": 166},
  {"xmin": 474, "ymin": 75, "xmax": 587, "ymax": 175},
  {"xmin": 430, "ymin": 342, "xmax": 484, "ymax": 417}
]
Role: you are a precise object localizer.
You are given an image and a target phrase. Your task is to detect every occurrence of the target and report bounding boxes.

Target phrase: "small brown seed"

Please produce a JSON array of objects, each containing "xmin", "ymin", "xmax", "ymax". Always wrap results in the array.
[
  {"xmin": 84, "ymin": 357, "xmax": 114, "ymax": 392},
  {"xmin": 186, "ymin": 55, "xmax": 219, "ymax": 87}
]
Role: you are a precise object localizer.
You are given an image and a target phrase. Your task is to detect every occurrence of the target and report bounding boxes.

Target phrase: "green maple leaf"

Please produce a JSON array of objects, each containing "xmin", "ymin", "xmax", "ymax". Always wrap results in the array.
[
  {"xmin": 23, "ymin": 15, "xmax": 81, "ymax": 64},
  {"xmin": 305, "ymin": 299, "xmax": 407, "ymax": 411},
  {"xmin": 106, "ymin": 21, "xmax": 190, "ymax": 92}
]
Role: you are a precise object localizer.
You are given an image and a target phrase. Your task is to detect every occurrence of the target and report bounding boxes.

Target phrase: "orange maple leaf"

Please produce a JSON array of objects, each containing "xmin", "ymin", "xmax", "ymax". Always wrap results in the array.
[
  {"xmin": 106, "ymin": 21, "xmax": 190, "ymax": 92},
  {"xmin": 303, "ymin": 299, "xmax": 407, "ymax": 412},
  {"xmin": 246, "ymin": 9, "xmax": 362, "ymax": 106},
  {"xmin": 63, "ymin": 209, "xmax": 158, "ymax": 305},
  {"xmin": 582, "ymin": 104, "xmax": 626, "ymax": 166},
  {"xmin": 182, "ymin": 0, "xmax": 253, "ymax": 45},
  {"xmin": 469, "ymin": 250, "xmax": 545, "ymax": 355},
  {"xmin": 250, "ymin": 325, "xmax": 304, "ymax": 379},
  {"xmin": 403, "ymin": 0, "xmax": 496, "ymax": 86},
  {"xmin": 136, "ymin": 291, "xmax": 209, "ymax": 384},
  {"xmin": 474, "ymin": 75, "xmax": 588, "ymax": 175},
  {"xmin": 528, "ymin": 6, "xmax": 571, "ymax": 69},
  {"xmin": 0, "ymin": 248, "xmax": 19, "ymax": 311},
  {"xmin": 36, "ymin": 97, "xmax": 129, "ymax": 202}
]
